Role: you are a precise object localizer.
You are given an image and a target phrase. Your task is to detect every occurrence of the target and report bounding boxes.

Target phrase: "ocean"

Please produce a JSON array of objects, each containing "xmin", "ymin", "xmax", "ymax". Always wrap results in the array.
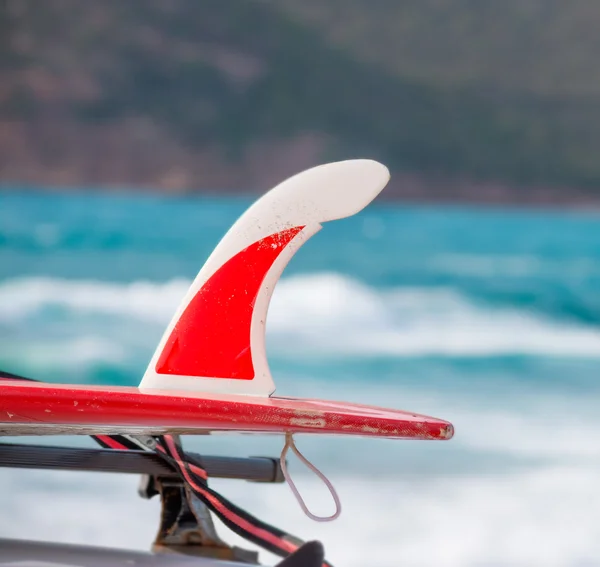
[{"xmin": 1, "ymin": 189, "xmax": 600, "ymax": 566}]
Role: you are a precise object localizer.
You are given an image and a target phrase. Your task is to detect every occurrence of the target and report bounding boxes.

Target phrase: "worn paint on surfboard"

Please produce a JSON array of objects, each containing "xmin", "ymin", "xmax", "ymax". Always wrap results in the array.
[
  {"xmin": 0, "ymin": 160, "xmax": 455, "ymax": 441},
  {"xmin": 0, "ymin": 380, "xmax": 453, "ymax": 438}
]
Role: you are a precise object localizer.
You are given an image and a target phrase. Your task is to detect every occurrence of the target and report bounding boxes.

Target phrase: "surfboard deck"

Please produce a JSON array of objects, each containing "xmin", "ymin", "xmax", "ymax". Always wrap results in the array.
[{"xmin": 0, "ymin": 379, "xmax": 453, "ymax": 439}]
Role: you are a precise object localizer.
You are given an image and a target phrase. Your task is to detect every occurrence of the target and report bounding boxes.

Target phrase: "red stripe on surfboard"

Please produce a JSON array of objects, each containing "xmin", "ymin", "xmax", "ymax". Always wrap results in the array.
[{"xmin": 156, "ymin": 226, "xmax": 304, "ymax": 380}]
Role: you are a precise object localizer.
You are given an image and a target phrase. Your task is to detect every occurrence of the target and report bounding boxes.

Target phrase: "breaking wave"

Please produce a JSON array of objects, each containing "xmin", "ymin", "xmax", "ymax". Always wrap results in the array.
[{"xmin": 2, "ymin": 273, "xmax": 600, "ymax": 361}]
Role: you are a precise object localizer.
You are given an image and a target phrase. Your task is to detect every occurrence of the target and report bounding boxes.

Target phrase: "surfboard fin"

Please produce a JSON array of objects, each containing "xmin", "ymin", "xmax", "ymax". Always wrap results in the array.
[{"xmin": 140, "ymin": 160, "xmax": 390, "ymax": 397}]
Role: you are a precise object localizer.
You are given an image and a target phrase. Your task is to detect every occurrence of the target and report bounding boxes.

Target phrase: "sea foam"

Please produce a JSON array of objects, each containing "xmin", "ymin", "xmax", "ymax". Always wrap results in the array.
[{"xmin": 2, "ymin": 273, "xmax": 600, "ymax": 361}]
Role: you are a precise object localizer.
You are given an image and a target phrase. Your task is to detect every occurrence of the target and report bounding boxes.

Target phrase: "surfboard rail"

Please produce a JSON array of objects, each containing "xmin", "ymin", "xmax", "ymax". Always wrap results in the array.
[{"xmin": 0, "ymin": 379, "xmax": 453, "ymax": 439}]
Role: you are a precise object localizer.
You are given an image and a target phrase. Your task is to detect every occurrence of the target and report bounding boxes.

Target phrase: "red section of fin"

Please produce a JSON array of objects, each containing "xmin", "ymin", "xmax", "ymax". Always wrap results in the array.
[{"xmin": 156, "ymin": 226, "xmax": 304, "ymax": 380}]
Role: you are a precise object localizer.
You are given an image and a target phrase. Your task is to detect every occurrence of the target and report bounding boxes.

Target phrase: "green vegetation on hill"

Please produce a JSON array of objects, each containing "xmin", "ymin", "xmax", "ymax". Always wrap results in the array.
[
  {"xmin": 270, "ymin": 0, "xmax": 600, "ymax": 98},
  {"xmin": 2, "ymin": 0, "xmax": 600, "ymax": 196}
]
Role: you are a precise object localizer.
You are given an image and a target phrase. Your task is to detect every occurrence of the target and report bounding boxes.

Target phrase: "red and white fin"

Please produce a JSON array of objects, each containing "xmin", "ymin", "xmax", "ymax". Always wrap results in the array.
[{"xmin": 139, "ymin": 160, "xmax": 390, "ymax": 396}]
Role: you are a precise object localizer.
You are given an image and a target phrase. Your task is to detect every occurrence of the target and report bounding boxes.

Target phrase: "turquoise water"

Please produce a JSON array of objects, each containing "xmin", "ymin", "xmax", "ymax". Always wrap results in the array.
[{"xmin": 1, "ymin": 190, "xmax": 600, "ymax": 566}]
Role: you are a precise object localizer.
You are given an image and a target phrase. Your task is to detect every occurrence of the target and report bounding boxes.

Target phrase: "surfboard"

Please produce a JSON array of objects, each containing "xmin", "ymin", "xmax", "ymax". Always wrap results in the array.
[
  {"xmin": 0, "ymin": 379, "xmax": 452, "ymax": 438},
  {"xmin": 0, "ymin": 160, "xmax": 454, "ymax": 442}
]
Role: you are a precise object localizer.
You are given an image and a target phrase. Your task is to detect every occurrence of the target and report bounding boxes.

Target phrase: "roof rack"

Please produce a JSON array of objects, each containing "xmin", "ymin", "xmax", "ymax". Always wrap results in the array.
[
  {"xmin": 0, "ymin": 441, "xmax": 284, "ymax": 483},
  {"xmin": 0, "ymin": 440, "xmax": 285, "ymax": 564}
]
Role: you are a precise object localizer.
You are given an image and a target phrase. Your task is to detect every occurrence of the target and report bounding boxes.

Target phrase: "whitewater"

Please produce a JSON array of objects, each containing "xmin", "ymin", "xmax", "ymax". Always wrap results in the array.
[{"xmin": 1, "ymin": 190, "xmax": 599, "ymax": 566}]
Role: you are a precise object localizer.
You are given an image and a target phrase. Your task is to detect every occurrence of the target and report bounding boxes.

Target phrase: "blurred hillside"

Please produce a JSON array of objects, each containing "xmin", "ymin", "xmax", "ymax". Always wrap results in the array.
[{"xmin": 2, "ymin": 0, "xmax": 600, "ymax": 204}]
